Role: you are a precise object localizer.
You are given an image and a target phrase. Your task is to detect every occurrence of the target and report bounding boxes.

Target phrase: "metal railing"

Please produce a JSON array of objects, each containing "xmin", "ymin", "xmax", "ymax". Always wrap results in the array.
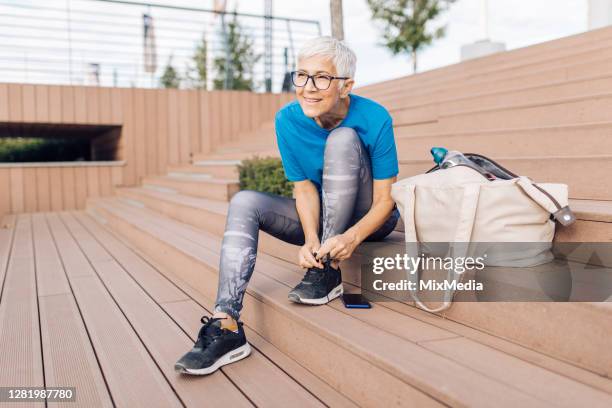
[{"xmin": 0, "ymin": 0, "xmax": 321, "ymax": 92}]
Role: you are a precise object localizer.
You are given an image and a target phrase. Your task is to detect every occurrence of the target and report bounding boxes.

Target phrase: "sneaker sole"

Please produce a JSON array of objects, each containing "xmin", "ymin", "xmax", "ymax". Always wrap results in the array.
[
  {"xmin": 288, "ymin": 283, "xmax": 344, "ymax": 305},
  {"xmin": 175, "ymin": 342, "xmax": 252, "ymax": 375}
]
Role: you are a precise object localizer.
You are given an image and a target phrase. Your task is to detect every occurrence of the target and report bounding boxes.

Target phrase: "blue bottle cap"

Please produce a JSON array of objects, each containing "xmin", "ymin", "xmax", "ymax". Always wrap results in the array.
[{"xmin": 430, "ymin": 147, "xmax": 448, "ymax": 165}]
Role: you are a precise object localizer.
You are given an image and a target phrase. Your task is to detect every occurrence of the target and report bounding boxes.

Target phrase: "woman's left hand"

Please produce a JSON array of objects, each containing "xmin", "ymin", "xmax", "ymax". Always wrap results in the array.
[{"xmin": 316, "ymin": 231, "xmax": 360, "ymax": 262}]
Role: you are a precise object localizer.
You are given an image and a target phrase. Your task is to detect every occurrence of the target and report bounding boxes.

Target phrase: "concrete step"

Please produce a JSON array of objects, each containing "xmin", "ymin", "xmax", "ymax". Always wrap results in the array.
[
  {"xmin": 395, "ymin": 122, "xmax": 612, "ymax": 160},
  {"xmin": 398, "ymin": 155, "xmax": 612, "ymax": 200},
  {"xmin": 86, "ymin": 196, "xmax": 612, "ymax": 407},
  {"xmin": 142, "ymin": 175, "xmax": 239, "ymax": 201},
  {"xmin": 109, "ymin": 186, "xmax": 612, "ymax": 378}
]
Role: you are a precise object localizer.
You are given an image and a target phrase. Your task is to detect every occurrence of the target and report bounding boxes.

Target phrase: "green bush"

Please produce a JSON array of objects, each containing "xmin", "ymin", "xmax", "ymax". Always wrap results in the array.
[
  {"xmin": 0, "ymin": 137, "xmax": 90, "ymax": 162},
  {"xmin": 238, "ymin": 156, "xmax": 294, "ymax": 198}
]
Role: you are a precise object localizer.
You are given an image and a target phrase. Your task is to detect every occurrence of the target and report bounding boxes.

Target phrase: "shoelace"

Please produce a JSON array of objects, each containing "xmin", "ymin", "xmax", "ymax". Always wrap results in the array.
[
  {"xmin": 304, "ymin": 268, "xmax": 326, "ymax": 283},
  {"xmin": 195, "ymin": 316, "xmax": 223, "ymax": 349},
  {"xmin": 303, "ymin": 259, "xmax": 333, "ymax": 283}
]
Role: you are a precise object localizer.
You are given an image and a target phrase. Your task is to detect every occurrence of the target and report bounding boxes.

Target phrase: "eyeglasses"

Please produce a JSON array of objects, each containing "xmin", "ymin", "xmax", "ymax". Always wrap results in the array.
[{"xmin": 290, "ymin": 70, "xmax": 350, "ymax": 90}]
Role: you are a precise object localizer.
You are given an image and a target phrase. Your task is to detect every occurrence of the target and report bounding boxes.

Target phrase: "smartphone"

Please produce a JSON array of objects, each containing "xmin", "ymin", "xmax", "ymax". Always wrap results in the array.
[{"xmin": 341, "ymin": 293, "xmax": 371, "ymax": 309}]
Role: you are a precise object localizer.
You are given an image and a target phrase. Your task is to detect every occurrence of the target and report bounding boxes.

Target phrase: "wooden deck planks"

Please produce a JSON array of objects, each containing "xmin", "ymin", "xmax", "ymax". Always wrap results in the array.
[
  {"xmin": 31, "ymin": 213, "xmax": 112, "ymax": 408},
  {"xmin": 69, "ymin": 211, "xmax": 328, "ymax": 408},
  {"xmin": 0, "ymin": 215, "xmax": 16, "ymax": 302},
  {"xmin": 46, "ymin": 213, "xmax": 183, "ymax": 408},
  {"xmin": 0, "ymin": 215, "xmax": 44, "ymax": 408},
  {"xmin": 74, "ymin": 210, "xmax": 357, "ymax": 408},
  {"xmin": 58, "ymin": 212, "xmax": 254, "ymax": 408}
]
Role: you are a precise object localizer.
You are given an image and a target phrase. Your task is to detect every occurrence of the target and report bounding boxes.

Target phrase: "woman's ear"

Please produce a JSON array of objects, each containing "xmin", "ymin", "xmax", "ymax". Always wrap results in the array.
[{"xmin": 341, "ymin": 78, "xmax": 355, "ymax": 97}]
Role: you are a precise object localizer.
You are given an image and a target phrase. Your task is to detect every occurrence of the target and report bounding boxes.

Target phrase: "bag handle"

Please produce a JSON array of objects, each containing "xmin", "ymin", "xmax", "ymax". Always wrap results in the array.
[
  {"xmin": 403, "ymin": 184, "xmax": 480, "ymax": 313},
  {"xmin": 516, "ymin": 177, "xmax": 576, "ymax": 226}
]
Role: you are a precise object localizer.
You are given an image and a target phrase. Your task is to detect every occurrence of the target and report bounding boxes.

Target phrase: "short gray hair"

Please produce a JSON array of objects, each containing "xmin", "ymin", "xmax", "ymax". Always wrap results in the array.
[{"xmin": 297, "ymin": 36, "xmax": 356, "ymax": 89}]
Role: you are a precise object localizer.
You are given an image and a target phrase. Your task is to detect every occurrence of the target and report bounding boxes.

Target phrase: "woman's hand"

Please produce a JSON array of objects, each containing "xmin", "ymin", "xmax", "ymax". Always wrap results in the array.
[
  {"xmin": 316, "ymin": 231, "xmax": 360, "ymax": 262},
  {"xmin": 298, "ymin": 239, "xmax": 324, "ymax": 269}
]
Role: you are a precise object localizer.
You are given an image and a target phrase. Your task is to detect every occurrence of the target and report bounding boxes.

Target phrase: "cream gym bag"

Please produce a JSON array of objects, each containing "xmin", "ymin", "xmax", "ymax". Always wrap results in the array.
[{"xmin": 390, "ymin": 152, "xmax": 576, "ymax": 312}]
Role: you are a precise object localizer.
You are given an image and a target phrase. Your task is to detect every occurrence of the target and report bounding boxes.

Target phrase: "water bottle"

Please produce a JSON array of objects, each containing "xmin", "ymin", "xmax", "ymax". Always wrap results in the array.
[
  {"xmin": 430, "ymin": 147, "xmax": 494, "ymax": 178},
  {"xmin": 430, "ymin": 147, "xmax": 474, "ymax": 168},
  {"xmin": 430, "ymin": 147, "xmax": 448, "ymax": 165},
  {"xmin": 439, "ymin": 150, "xmax": 477, "ymax": 169}
]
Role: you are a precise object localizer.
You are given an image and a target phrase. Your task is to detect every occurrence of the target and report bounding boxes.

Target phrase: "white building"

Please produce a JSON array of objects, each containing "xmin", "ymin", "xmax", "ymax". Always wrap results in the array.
[
  {"xmin": 589, "ymin": 0, "xmax": 612, "ymax": 29},
  {"xmin": 460, "ymin": 0, "xmax": 506, "ymax": 61}
]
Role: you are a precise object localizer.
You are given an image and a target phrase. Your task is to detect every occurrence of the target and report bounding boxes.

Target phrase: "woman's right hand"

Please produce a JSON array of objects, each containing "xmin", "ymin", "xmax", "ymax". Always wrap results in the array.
[{"xmin": 298, "ymin": 240, "xmax": 324, "ymax": 269}]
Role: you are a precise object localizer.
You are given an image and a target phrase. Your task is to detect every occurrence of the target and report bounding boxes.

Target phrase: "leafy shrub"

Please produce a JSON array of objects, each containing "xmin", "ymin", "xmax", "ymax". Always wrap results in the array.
[
  {"xmin": 0, "ymin": 138, "xmax": 90, "ymax": 162},
  {"xmin": 238, "ymin": 156, "xmax": 293, "ymax": 198}
]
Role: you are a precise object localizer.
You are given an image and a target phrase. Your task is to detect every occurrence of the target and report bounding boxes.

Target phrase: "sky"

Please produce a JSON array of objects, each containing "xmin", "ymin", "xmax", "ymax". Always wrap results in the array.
[
  {"xmin": 240, "ymin": 0, "xmax": 589, "ymax": 87},
  {"xmin": 0, "ymin": 0, "xmax": 590, "ymax": 89}
]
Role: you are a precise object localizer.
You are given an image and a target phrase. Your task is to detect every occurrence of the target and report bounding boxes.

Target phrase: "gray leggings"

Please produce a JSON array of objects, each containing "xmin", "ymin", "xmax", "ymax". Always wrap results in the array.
[{"xmin": 214, "ymin": 127, "xmax": 400, "ymax": 320}]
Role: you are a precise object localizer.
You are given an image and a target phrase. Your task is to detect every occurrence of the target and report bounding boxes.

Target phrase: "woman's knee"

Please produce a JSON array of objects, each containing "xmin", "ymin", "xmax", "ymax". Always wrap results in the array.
[
  {"xmin": 324, "ymin": 127, "xmax": 360, "ymax": 152},
  {"xmin": 229, "ymin": 189, "xmax": 264, "ymax": 210}
]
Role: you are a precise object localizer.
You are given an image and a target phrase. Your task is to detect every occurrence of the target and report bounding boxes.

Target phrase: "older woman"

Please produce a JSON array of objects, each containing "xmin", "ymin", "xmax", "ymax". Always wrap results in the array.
[{"xmin": 175, "ymin": 36, "xmax": 400, "ymax": 375}]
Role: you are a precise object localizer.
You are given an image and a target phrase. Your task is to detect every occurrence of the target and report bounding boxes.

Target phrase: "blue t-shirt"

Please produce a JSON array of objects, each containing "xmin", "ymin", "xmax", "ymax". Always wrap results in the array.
[{"xmin": 275, "ymin": 93, "xmax": 399, "ymax": 192}]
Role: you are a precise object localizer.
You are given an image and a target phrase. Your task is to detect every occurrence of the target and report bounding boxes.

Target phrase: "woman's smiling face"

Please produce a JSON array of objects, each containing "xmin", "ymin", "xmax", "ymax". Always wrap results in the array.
[{"xmin": 295, "ymin": 55, "xmax": 350, "ymax": 118}]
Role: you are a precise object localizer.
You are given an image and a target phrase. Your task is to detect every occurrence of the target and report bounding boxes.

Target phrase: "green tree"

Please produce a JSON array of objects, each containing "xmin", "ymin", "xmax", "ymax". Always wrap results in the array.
[
  {"xmin": 160, "ymin": 56, "xmax": 181, "ymax": 88},
  {"xmin": 213, "ymin": 10, "xmax": 262, "ymax": 91},
  {"xmin": 185, "ymin": 36, "xmax": 209, "ymax": 89},
  {"xmin": 366, "ymin": 0, "xmax": 456, "ymax": 73}
]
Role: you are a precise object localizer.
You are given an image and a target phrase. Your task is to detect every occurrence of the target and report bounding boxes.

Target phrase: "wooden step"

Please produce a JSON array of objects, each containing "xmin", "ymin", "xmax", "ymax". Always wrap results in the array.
[
  {"xmin": 397, "ymin": 155, "xmax": 612, "ymax": 201},
  {"xmin": 390, "ymin": 73, "xmax": 612, "ymax": 122},
  {"xmin": 193, "ymin": 150, "xmax": 280, "ymax": 162},
  {"xmin": 375, "ymin": 43, "xmax": 612, "ymax": 107},
  {"xmin": 395, "ymin": 122, "xmax": 612, "ymax": 160},
  {"xmin": 106, "ymin": 186, "xmax": 612, "ymax": 376},
  {"xmin": 357, "ymin": 26, "xmax": 612, "ymax": 98},
  {"xmin": 398, "ymin": 155, "xmax": 612, "ymax": 200},
  {"xmin": 86, "ymin": 197, "xmax": 612, "ymax": 407},
  {"xmin": 142, "ymin": 175, "xmax": 239, "ymax": 201},
  {"xmin": 215, "ymin": 120, "xmax": 276, "ymax": 151},
  {"xmin": 171, "ymin": 161, "xmax": 241, "ymax": 179},
  {"xmin": 393, "ymin": 92, "xmax": 612, "ymax": 129},
  {"xmin": 377, "ymin": 55, "xmax": 612, "ymax": 110},
  {"xmin": 113, "ymin": 185, "xmax": 612, "ymax": 242}
]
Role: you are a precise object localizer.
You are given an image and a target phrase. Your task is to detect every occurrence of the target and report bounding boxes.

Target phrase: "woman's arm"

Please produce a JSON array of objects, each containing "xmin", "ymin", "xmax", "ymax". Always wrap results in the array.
[
  {"xmin": 316, "ymin": 176, "xmax": 397, "ymax": 262},
  {"xmin": 293, "ymin": 179, "xmax": 325, "ymax": 268}
]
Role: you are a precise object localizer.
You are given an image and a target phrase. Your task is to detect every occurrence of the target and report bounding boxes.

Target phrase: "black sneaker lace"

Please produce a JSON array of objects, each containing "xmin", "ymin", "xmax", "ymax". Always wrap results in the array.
[
  {"xmin": 195, "ymin": 316, "xmax": 223, "ymax": 349},
  {"xmin": 303, "ymin": 261, "xmax": 330, "ymax": 283}
]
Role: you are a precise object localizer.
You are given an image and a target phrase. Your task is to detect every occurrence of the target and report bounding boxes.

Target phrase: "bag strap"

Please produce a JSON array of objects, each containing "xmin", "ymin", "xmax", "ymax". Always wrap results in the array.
[
  {"xmin": 403, "ymin": 184, "xmax": 480, "ymax": 313},
  {"xmin": 516, "ymin": 177, "xmax": 576, "ymax": 226}
]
